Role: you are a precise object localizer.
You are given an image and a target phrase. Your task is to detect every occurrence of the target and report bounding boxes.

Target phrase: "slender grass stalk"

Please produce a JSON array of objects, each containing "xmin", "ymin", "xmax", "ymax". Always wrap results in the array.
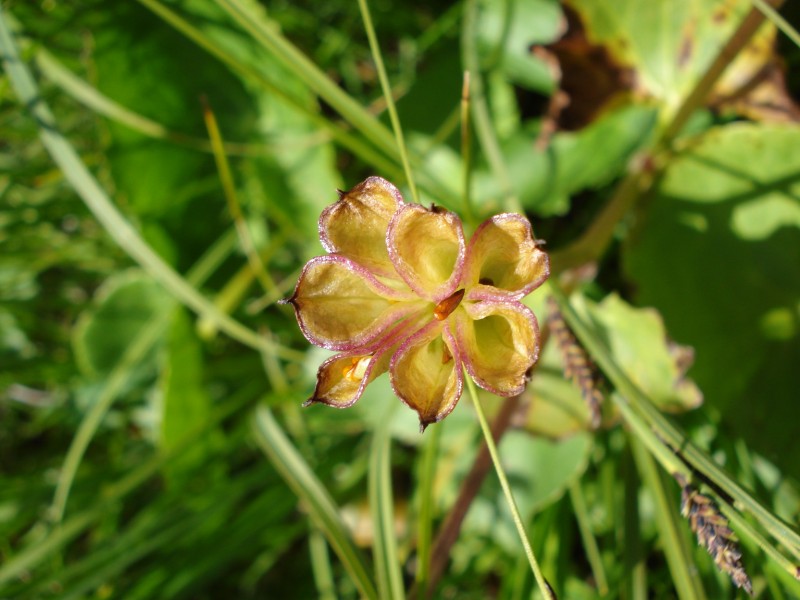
[
  {"xmin": 752, "ymin": 0, "xmax": 800, "ymax": 48},
  {"xmin": 0, "ymin": 12, "xmax": 300, "ymax": 360},
  {"xmin": 461, "ymin": 0, "xmax": 521, "ymax": 214},
  {"xmin": 622, "ymin": 447, "xmax": 647, "ymax": 600},
  {"xmin": 309, "ymin": 530, "xmax": 337, "ymax": 600},
  {"xmin": 252, "ymin": 406, "xmax": 379, "ymax": 600},
  {"xmin": 368, "ymin": 409, "xmax": 405, "ymax": 600},
  {"xmin": 546, "ymin": 281, "xmax": 800, "ymax": 562},
  {"xmin": 212, "ymin": 0, "xmax": 398, "ymax": 160},
  {"xmin": 716, "ymin": 493, "xmax": 800, "ymax": 584},
  {"xmin": 201, "ymin": 98, "xmax": 277, "ymax": 296},
  {"xmin": 414, "ymin": 421, "xmax": 442, "ymax": 593},
  {"xmin": 631, "ymin": 437, "xmax": 706, "ymax": 600},
  {"xmin": 357, "ymin": 0, "xmax": 419, "ymax": 204},
  {"xmin": 463, "ymin": 375, "xmax": 554, "ymax": 599},
  {"xmin": 568, "ymin": 480, "xmax": 609, "ymax": 596},
  {"xmin": 460, "ymin": 71, "xmax": 476, "ymax": 226}
]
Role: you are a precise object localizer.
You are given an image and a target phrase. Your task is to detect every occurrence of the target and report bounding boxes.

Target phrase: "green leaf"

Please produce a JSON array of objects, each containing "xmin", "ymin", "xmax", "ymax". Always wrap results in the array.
[
  {"xmin": 572, "ymin": 293, "xmax": 703, "ymax": 413},
  {"xmin": 503, "ymin": 105, "xmax": 657, "ymax": 215},
  {"xmin": 73, "ymin": 270, "xmax": 170, "ymax": 377},
  {"xmin": 476, "ymin": 0, "xmax": 563, "ymax": 93},
  {"xmin": 622, "ymin": 122, "xmax": 800, "ymax": 478},
  {"xmin": 565, "ymin": 0, "xmax": 752, "ymax": 113},
  {"xmin": 520, "ymin": 289, "xmax": 701, "ymax": 439},
  {"xmin": 91, "ymin": 3, "xmax": 254, "ymax": 220},
  {"xmin": 160, "ymin": 307, "xmax": 217, "ymax": 477}
]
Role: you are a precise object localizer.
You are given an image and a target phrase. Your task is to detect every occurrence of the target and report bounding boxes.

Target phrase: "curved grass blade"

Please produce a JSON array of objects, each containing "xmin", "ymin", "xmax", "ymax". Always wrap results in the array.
[
  {"xmin": 357, "ymin": 0, "xmax": 419, "ymax": 203},
  {"xmin": 251, "ymin": 406, "xmax": 379, "ymax": 600},
  {"xmin": 368, "ymin": 411, "xmax": 405, "ymax": 600},
  {"xmin": 49, "ymin": 231, "xmax": 236, "ymax": 523},
  {"xmin": 0, "ymin": 384, "xmax": 256, "ymax": 588},
  {"xmin": 631, "ymin": 437, "xmax": 706, "ymax": 600}
]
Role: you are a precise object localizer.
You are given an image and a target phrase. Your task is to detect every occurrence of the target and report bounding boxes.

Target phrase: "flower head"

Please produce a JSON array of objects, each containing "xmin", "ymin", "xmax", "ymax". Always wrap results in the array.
[{"xmin": 284, "ymin": 176, "xmax": 550, "ymax": 431}]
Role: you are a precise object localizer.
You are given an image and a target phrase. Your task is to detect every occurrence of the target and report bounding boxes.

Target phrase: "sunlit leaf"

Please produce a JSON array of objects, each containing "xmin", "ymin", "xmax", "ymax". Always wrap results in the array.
[
  {"xmin": 571, "ymin": 293, "xmax": 703, "ymax": 413},
  {"xmin": 623, "ymin": 122, "xmax": 800, "ymax": 477}
]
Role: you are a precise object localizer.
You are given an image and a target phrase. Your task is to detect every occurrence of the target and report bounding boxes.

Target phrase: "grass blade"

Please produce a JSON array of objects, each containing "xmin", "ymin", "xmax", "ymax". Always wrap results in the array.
[
  {"xmin": 357, "ymin": 0, "xmax": 419, "ymax": 203},
  {"xmin": 251, "ymin": 405, "xmax": 378, "ymax": 600},
  {"xmin": 368, "ymin": 412, "xmax": 405, "ymax": 600},
  {"xmin": 631, "ymin": 436, "xmax": 706, "ymax": 600}
]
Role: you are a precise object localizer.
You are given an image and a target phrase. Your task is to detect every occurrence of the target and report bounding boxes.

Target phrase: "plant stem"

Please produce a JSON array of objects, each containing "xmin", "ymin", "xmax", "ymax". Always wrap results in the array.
[
  {"xmin": 461, "ymin": 0, "xmax": 521, "ymax": 214},
  {"xmin": 568, "ymin": 480, "xmax": 609, "ymax": 596},
  {"xmin": 460, "ymin": 71, "xmax": 476, "ymax": 226},
  {"xmin": 463, "ymin": 375, "xmax": 554, "ymax": 599},
  {"xmin": 202, "ymin": 97, "xmax": 277, "ymax": 296},
  {"xmin": 414, "ymin": 420, "xmax": 442, "ymax": 594},
  {"xmin": 752, "ymin": 0, "xmax": 800, "ymax": 49},
  {"xmin": 357, "ymin": 0, "xmax": 419, "ymax": 204},
  {"xmin": 419, "ymin": 392, "xmax": 521, "ymax": 598}
]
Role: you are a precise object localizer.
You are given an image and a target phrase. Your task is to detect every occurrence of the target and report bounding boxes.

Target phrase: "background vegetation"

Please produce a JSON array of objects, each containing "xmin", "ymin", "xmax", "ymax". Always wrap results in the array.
[{"xmin": 1, "ymin": 0, "xmax": 799, "ymax": 598}]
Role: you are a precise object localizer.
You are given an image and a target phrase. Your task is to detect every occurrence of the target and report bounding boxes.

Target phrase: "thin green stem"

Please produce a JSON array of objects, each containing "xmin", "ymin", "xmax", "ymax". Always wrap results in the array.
[
  {"xmin": 136, "ymin": 0, "xmax": 402, "ymax": 181},
  {"xmin": 463, "ymin": 375, "xmax": 554, "ymax": 599},
  {"xmin": 716, "ymin": 494, "xmax": 800, "ymax": 583},
  {"xmin": 357, "ymin": 0, "xmax": 419, "ymax": 204},
  {"xmin": 752, "ymin": 0, "xmax": 800, "ymax": 48},
  {"xmin": 309, "ymin": 530, "xmax": 337, "ymax": 600},
  {"xmin": 568, "ymin": 480, "xmax": 609, "ymax": 596},
  {"xmin": 461, "ymin": 0, "xmax": 521, "ymax": 213},
  {"xmin": 631, "ymin": 436, "xmax": 706, "ymax": 600},
  {"xmin": 202, "ymin": 98, "xmax": 277, "ymax": 296},
  {"xmin": 369, "ymin": 408, "xmax": 405, "ymax": 600},
  {"xmin": 414, "ymin": 421, "xmax": 442, "ymax": 592},
  {"xmin": 460, "ymin": 71, "xmax": 476, "ymax": 226}
]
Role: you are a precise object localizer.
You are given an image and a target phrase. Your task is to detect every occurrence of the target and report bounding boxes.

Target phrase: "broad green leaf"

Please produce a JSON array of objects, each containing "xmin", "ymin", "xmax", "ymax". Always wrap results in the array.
[
  {"xmin": 521, "ymin": 290, "xmax": 702, "ymax": 439},
  {"xmin": 91, "ymin": 4, "xmax": 254, "ymax": 221},
  {"xmin": 73, "ymin": 270, "xmax": 170, "ymax": 377},
  {"xmin": 476, "ymin": 0, "xmax": 563, "ymax": 93},
  {"xmin": 572, "ymin": 293, "xmax": 703, "ymax": 413},
  {"xmin": 622, "ymin": 123, "xmax": 800, "ymax": 477},
  {"xmin": 159, "ymin": 307, "xmax": 216, "ymax": 477},
  {"xmin": 565, "ymin": 0, "xmax": 754, "ymax": 115},
  {"xmin": 501, "ymin": 105, "xmax": 657, "ymax": 215}
]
